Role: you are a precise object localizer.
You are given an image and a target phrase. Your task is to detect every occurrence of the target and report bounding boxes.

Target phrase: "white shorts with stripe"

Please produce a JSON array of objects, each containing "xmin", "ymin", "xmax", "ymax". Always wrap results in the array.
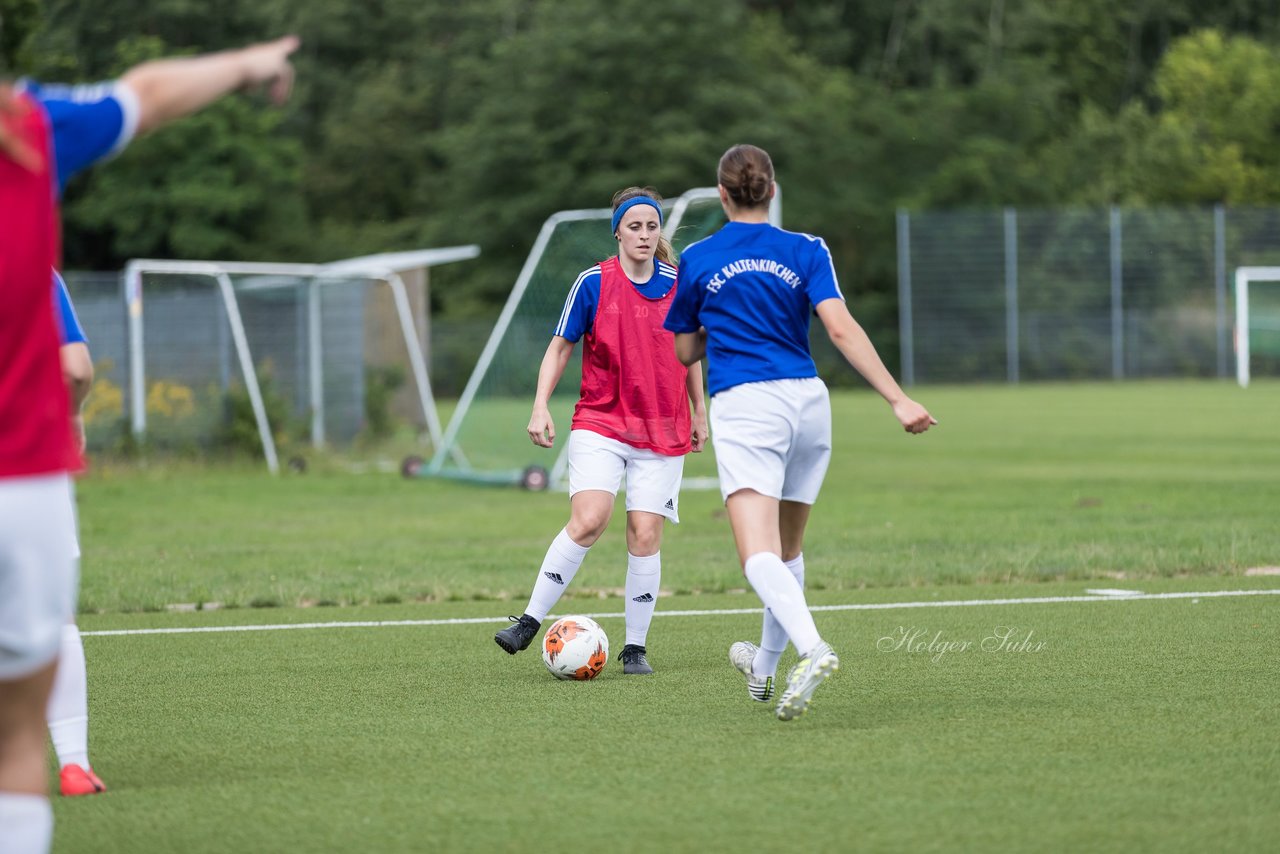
[
  {"xmin": 567, "ymin": 429, "xmax": 684, "ymax": 523},
  {"xmin": 709, "ymin": 377, "xmax": 832, "ymax": 505},
  {"xmin": 0, "ymin": 472, "xmax": 78, "ymax": 680}
]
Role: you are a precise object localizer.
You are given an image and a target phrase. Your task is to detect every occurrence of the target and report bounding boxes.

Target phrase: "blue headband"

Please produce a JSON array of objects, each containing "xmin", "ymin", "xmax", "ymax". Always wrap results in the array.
[{"xmin": 611, "ymin": 197, "xmax": 664, "ymax": 233}]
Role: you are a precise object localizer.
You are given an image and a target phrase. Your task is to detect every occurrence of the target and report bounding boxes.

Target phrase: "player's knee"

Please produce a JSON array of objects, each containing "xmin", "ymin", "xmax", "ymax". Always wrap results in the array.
[
  {"xmin": 627, "ymin": 526, "xmax": 662, "ymax": 556},
  {"xmin": 566, "ymin": 514, "xmax": 610, "ymax": 545}
]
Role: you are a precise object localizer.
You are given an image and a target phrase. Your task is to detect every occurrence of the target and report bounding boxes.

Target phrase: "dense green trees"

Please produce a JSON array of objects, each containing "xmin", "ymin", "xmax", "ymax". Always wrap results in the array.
[{"xmin": 6, "ymin": 0, "xmax": 1280, "ymax": 331}]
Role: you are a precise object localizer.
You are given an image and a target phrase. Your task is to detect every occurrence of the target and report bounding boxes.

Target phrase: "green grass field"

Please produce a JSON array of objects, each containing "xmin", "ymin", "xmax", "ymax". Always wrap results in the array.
[{"xmin": 52, "ymin": 381, "xmax": 1280, "ymax": 852}]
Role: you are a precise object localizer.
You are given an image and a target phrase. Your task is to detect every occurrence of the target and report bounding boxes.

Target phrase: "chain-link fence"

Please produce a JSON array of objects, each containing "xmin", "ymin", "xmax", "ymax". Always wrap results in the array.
[{"xmin": 897, "ymin": 206, "xmax": 1280, "ymax": 384}]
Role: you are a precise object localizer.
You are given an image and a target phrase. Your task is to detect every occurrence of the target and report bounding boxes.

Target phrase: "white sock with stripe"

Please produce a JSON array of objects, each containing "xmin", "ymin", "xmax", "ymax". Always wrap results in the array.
[
  {"xmin": 624, "ymin": 552, "xmax": 661, "ymax": 646},
  {"xmin": 754, "ymin": 553, "xmax": 805, "ymax": 677},
  {"xmin": 744, "ymin": 552, "xmax": 821, "ymax": 658},
  {"xmin": 524, "ymin": 528, "xmax": 590, "ymax": 622}
]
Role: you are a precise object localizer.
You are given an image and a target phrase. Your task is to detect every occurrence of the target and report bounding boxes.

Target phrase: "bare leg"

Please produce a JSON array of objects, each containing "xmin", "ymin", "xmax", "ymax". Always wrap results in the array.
[
  {"xmin": 779, "ymin": 500, "xmax": 812, "ymax": 563},
  {"xmin": 0, "ymin": 662, "xmax": 58, "ymax": 795},
  {"xmin": 564, "ymin": 490, "xmax": 615, "ymax": 546}
]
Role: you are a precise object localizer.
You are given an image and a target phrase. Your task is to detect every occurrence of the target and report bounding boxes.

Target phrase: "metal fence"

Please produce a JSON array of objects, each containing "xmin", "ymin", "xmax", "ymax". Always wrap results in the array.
[{"xmin": 896, "ymin": 206, "xmax": 1280, "ymax": 384}]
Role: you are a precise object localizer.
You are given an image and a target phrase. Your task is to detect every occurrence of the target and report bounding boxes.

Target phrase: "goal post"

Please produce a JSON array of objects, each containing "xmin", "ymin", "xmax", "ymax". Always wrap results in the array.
[
  {"xmin": 1234, "ymin": 266, "xmax": 1280, "ymax": 388},
  {"xmin": 122, "ymin": 247, "xmax": 478, "ymax": 472},
  {"xmin": 422, "ymin": 186, "xmax": 781, "ymax": 490}
]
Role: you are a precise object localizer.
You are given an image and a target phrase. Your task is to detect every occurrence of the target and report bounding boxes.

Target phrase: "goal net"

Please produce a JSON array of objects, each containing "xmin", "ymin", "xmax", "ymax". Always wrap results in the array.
[
  {"xmin": 1234, "ymin": 267, "xmax": 1280, "ymax": 387},
  {"xmin": 117, "ymin": 250, "xmax": 476, "ymax": 471},
  {"xmin": 424, "ymin": 187, "xmax": 780, "ymax": 490}
]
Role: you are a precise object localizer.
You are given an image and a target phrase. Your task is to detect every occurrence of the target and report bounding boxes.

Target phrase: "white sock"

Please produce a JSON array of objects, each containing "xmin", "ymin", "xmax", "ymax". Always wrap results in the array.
[
  {"xmin": 46, "ymin": 624, "xmax": 90, "ymax": 770},
  {"xmin": 755, "ymin": 553, "xmax": 805, "ymax": 677},
  {"xmin": 524, "ymin": 528, "xmax": 591, "ymax": 622},
  {"xmin": 0, "ymin": 793, "xmax": 53, "ymax": 854},
  {"xmin": 743, "ymin": 552, "xmax": 821, "ymax": 657},
  {"xmin": 624, "ymin": 552, "xmax": 661, "ymax": 647}
]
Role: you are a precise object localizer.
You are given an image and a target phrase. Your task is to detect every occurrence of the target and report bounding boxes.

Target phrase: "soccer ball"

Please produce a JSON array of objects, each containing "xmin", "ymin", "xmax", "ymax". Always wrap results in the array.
[{"xmin": 542, "ymin": 616, "xmax": 609, "ymax": 681}]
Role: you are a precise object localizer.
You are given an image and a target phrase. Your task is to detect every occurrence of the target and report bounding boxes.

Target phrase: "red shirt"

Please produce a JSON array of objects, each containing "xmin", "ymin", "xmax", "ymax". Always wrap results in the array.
[
  {"xmin": 571, "ymin": 256, "xmax": 691, "ymax": 455},
  {"xmin": 0, "ymin": 94, "xmax": 80, "ymax": 477}
]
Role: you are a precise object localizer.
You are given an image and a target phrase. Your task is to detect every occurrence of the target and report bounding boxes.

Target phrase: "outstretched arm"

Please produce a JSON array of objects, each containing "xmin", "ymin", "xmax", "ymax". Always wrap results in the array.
[
  {"xmin": 527, "ymin": 336, "xmax": 576, "ymax": 448},
  {"xmin": 121, "ymin": 35, "xmax": 299, "ymax": 135},
  {"xmin": 815, "ymin": 298, "xmax": 936, "ymax": 434}
]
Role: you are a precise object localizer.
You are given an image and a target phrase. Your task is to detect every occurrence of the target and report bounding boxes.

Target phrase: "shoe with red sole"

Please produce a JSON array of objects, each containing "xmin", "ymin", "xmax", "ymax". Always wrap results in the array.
[{"xmin": 59, "ymin": 764, "xmax": 106, "ymax": 796}]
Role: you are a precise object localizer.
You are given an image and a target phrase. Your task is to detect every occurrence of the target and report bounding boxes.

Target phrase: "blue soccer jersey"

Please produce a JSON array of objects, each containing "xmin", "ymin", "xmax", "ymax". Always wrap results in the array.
[
  {"xmin": 19, "ymin": 80, "xmax": 139, "ymax": 194},
  {"xmin": 53, "ymin": 272, "xmax": 87, "ymax": 346},
  {"xmin": 664, "ymin": 222, "xmax": 844, "ymax": 396},
  {"xmin": 554, "ymin": 259, "xmax": 678, "ymax": 342}
]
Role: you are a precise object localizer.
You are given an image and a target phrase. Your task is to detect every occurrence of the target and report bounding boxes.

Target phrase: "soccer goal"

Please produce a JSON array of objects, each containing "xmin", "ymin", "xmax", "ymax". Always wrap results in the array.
[
  {"xmin": 1234, "ymin": 267, "xmax": 1280, "ymax": 387},
  {"xmin": 418, "ymin": 186, "xmax": 781, "ymax": 490},
  {"xmin": 121, "ymin": 248, "xmax": 478, "ymax": 472}
]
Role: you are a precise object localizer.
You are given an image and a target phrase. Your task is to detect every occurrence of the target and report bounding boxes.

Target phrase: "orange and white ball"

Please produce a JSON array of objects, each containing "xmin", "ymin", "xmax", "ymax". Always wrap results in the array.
[{"xmin": 542, "ymin": 616, "xmax": 609, "ymax": 680}]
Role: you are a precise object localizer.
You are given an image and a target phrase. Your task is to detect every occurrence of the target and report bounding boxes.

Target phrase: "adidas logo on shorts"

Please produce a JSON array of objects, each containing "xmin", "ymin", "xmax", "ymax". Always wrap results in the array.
[
  {"xmin": 664, "ymin": 498, "xmax": 675, "ymax": 510},
  {"xmin": 631, "ymin": 593, "xmax": 655, "ymax": 603},
  {"xmin": 543, "ymin": 571, "xmax": 564, "ymax": 585}
]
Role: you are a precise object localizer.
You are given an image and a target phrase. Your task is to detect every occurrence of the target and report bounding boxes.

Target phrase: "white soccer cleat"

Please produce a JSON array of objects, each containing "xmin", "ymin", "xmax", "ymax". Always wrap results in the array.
[
  {"xmin": 729, "ymin": 641, "xmax": 774, "ymax": 703},
  {"xmin": 776, "ymin": 641, "xmax": 839, "ymax": 721}
]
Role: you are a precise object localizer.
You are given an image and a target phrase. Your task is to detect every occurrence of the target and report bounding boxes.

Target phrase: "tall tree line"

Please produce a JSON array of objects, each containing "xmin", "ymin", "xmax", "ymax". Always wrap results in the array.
[{"xmin": 5, "ymin": 0, "xmax": 1280, "ymax": 344}]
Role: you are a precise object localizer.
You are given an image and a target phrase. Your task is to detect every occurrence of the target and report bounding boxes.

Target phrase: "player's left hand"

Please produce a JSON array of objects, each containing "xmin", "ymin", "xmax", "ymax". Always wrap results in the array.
[
  {"xmin": 892, "ymin": 397, "xmax": 937, "ymax": 435},
  {"xmin": 240, "ymin": 35, "xmax": 300, "ymax": 105},
  {"xmin": 690, "ymin": 412, "xmax": 709, "ymax": 453}
]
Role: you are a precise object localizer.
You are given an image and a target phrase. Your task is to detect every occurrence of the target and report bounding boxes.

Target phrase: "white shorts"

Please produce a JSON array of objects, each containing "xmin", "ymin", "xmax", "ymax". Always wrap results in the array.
[
  {"xmin": 0, "ymin": 473, "xmax": 79, "ymax": 680},
  {"xmin": 567, "ymin": 429, "xmax": 684, "ymax": 523},
  {"xmin": 710, "ymin": 377, "xmax": 832, "ymax": 504}
]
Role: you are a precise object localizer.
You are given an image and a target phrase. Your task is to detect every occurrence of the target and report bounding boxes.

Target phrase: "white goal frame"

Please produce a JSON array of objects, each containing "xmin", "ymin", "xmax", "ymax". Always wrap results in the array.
[
  {"xmin": 1234, "ymin": 266, "xmax": 1280, "ymax": 388},
  {"xmin": 123, "ymin": 248, "xmax": 477, "ymax": 472}
]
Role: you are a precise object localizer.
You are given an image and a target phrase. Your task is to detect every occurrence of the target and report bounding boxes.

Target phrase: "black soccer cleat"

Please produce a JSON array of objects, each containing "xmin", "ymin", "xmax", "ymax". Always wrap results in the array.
[
  {"xmin": 618, "ymin": 644, "xmax": 654, "ymax": 675},
  {"xmin": 494, "ymin": 614, "xmax": 541, "ymax": 655}
]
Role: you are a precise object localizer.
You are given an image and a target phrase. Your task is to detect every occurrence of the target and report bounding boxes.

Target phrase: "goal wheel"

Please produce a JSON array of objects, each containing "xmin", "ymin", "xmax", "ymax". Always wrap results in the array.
[
  {"xmin": 401, "ymin": 455, "xmax": 426, "ymax": 478},
  {"xmin": 521, "ymin": 465, "xmax": 550, "ymax": 491}
]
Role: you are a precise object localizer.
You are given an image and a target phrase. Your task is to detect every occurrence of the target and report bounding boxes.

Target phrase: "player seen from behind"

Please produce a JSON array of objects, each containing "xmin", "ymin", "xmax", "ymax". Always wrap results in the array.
[{"xmin": 663, "ymin": 144, "xmax": 936, "ymax": 721}]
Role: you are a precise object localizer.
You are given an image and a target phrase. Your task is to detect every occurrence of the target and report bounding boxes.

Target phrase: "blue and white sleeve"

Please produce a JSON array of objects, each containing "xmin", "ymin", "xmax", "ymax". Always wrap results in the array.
[
  {"xmin": 553, "ymin": 267, "xmax": 601, "ymax": 343},
  {"xmin": 53, "ymin": 272, "xmax": 88, "ymax": 346},
  {"xmin": 25, "ymin": 80, "xmax": 141, "ymax": 193},
  {"xmin": 803, "ymin": 234, "xmax": 844, "ymax": 308},
  {"xmin": 663, "ymin": 266, "xmax": 703, "ymax": 334}
]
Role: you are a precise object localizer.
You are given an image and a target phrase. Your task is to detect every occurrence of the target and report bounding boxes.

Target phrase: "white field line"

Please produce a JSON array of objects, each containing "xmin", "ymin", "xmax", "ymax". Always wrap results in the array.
[{"xmin": 80, "ymin": 588, "xmax": 1280, "ymax": 638}]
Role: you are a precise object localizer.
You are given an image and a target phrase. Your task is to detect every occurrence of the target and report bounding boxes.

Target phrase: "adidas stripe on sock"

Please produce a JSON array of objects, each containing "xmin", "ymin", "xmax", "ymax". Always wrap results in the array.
[
  {"xmin": 525, "ymin": 528, "xmax": 590, "ymax": 622},
  {"xmin": 625, "ymin": 551, "xmax": 661, "ymax": 646}
]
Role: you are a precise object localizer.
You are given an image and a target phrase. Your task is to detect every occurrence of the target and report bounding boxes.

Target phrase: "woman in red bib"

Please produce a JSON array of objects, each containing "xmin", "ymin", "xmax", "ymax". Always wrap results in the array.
[
  {"xmin": 0, "ymin": 87, "xmax": 80, "ymax": 854},
  {"xmin": 495, "ymin": 187, "xmax": 708, "ymax": 675}
]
